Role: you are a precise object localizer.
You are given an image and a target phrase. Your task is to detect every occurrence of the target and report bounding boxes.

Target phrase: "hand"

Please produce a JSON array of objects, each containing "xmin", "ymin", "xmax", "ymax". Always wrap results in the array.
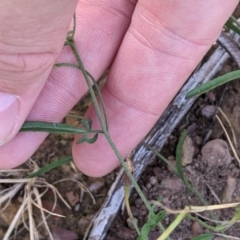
[{"xmin": 0, "ymin": 0, "xmax": 238, "ymax": 176}]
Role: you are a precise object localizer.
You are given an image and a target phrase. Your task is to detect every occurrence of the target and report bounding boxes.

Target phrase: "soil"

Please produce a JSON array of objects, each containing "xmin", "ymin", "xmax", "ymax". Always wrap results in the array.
[
  {"xmin": 106, "ymin": 76, "xmax": 240, "ymax": 240},
  {"xmin": 1, "ymin": 5, "xmax": 240, "ymax": 240}
]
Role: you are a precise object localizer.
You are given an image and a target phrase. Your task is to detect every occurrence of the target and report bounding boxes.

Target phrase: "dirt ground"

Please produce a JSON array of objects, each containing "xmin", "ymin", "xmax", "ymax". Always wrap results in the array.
[
  {"xmin": 106, "ymin": 72, "xmax": 240, "ymax": 240},
  {"xmin": 1, "ymin": 5, "xmax": 240, "ymax": 240}
]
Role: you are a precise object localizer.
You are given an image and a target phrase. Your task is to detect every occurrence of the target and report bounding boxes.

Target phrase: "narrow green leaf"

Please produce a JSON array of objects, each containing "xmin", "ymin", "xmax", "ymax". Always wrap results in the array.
[
  {"xmin": 191, "ymin": 233, "xmax": 214, "ymax": 240},
  {"xmin": 225, "ymin": 21, "xmax": 240, "ymax": 36},
  {"xmin": 176, "ymin": 130, "xmax": 188, "ymax": 183},
  {"xmin": 27, "ymin": 156, "xmax": 73, "ymax": 178},
  {"xmin": 225, "ymin": 16, "xmax": 240, "ymax": 36},
  {"xmin": 186, "ymin": 70, "xmax": 240, "ymax": 99},
  {"xmin": 20, "ymin": 121, "xmax": 102, "ymax": 135}
]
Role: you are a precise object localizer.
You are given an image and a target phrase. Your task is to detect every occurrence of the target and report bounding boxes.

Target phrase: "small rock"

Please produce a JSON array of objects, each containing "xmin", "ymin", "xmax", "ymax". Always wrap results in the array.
[
  {"xmin": 146, "ymin": 182, "xmax": 152, "ymax": 189},
  {"xmin": 115, "ymin": 227, "xmax": 136, "ymax": 240},
  {"xmin": 130, "ymin": 206, "xmax": 141, "ymax": 217},
  {"xmin": 74, "ymin": 202, "xmax": 81, "ymax": 212},
  {"xmin": 65, "ymin": 191, "xmax": 79, "ymax": 207},
  {"xmin": 206, "ymin": 92, "xmax": 216, "ymax": 102},
  {"xmin": 41, "ymin": 200, "xmax": 63, "ymax": 222},
  {"xmin": 201, "ymin": 139, "xmax": 232, "ymax": 167},
  {"xmin": 134, "ymin": 198, "xmax": 142, "ymax": 208},
  {"xmin": 0, "ymin": 201, "xmax": 26, "ymax": 227},
  {"xmin": 195, "ymin": 136, "xmax": 203, "ymax": 146},
  {"xmin": 194, "ymin": 145, "xmax": 200, "ymax": 157},
  {"xmin": 221, "ymin": 176, "xmax": 237, "ymax": 203},
  {"xmin": 166, "ymin": 156, "xmax": 176, "ymax": 173},
  {"xmin": 0, "ymin": 227, "xmax": 5, "ymax": 239},
  {"xmin": 126, "ymin": 217, "xmax": 138, "ymax": 230},
  {"xmin": 149, "ymin": 230, "xmax": 161, "ymax": 240},
  {"xmin": 78, "ymin": 214, "xmax": 94, "ymax": 234},
  {"xmin": 187, "ymin": 122, "xmax": 197, "ymax": 133},
  {"xmin": 88, "ymin": 180, "xmax": 105, "ymax": 193},
  {"xmin": 234, "ymin": 196, "xmax": 240, "ymax": 202},
  {"xmin": 149, "ymin": 176, "xmax": 158, "ymax": 185},
  {"xmin": 78, "ymin": 217, "xmax": 90, "ymax": 228},
  {"xmin": 153, "ymin": 167, "xmax": 161, "ymax": 180},
  {"xmin": 17, "ymin": 196, "xmax": 24, "ymax": 203},
  {"xmin": 191, "ymin": 221, "xmax": 202, "ymax": 236},
  {"xmin": 168, "ymin": 155, "xmax": 175, "ymax": 161},
  {"xmin": 181, "ymin": 135, "xmax": 194, "ymax": 166},
  {"xmin": 140, "ymin": 206, "xmax": 148, "ymax": 216},
  {"xmin": 161, "ymin": 177, "xmax": 185, "ymax": 192},
  {"xmin": 162, "ymin": 197, "xmax": 170, "ymax": 205},
  {"xmin": 201, "ymin": 105, "xmax": 217, "ymax": 119},
  {"xmin": 185, "ymin": 165, "xmax": 196, "ymax": 175},
  {"xmin": 48, "ymin": 227, "xmax": 78, "ymax": 240}
]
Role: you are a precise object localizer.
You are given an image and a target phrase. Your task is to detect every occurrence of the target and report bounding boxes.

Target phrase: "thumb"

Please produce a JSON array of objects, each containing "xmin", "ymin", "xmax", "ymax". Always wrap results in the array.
[{"xmin": 0, "ymin": 0, "xmax": 78, "ymax": 145}]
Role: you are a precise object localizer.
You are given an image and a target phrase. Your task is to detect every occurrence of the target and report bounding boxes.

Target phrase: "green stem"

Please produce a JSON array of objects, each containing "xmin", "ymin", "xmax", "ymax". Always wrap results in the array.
[{"xmin": 68, "ymin": 38, "xmax": 166, "ymax": 233}]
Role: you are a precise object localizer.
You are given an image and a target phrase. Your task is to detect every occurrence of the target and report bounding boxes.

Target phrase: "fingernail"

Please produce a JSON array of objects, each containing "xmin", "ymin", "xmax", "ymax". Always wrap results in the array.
[{"xmin": 0, "ymin": 92, "xmax": 19, "ymax": 145}]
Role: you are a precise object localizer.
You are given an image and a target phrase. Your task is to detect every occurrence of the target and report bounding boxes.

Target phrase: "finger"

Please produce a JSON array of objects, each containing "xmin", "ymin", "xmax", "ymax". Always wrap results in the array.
[
  {"xmin": 0, "ymin": 0, "xmax": 137, "ymax": 169},
  {"xmin": 73, "ymin": 0, "xmax": 238, "ymax": 177},
  {"xmin": 0, "ymin": 0, "xmax": 78, "ymax": 145}
]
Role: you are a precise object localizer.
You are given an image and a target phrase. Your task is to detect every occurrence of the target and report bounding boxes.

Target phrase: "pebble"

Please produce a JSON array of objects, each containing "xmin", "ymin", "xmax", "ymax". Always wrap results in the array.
[
  {"xmin": 41, "ymin": 200, "xmax": 63, "ymax": 222},
  {"xmin": 201, "ymin": 139, "xmax": 232, "ymax": 167},
  {"xmin": 78, "ymin": 214, "xmax": 94, "ymax": 231},
  {"xmin": 78, "ymin": 216, "xmax": 90, "ymax": 227},
  {"xmin": 153, "ymin": 167, "xmax": 161, "ymax": 180},
  {"xmin": 65, "ymin": 191, "xmax": 79, "ymax": 207},
  {"xmin": 140, "ymin": 207, "xmax": 148, "ymax": 216},
  {"xmin": 115, "ymin": 227, "xmax": 136, "ymax": 240},
  {"xmin": 88, "ymin": 180, "xmax": 105, "ymax": 193},
  {"xmin": 47, "ymin": 227, "xmax": 78, "ymax": 240},
  {"xmin": 130, "ymin": 206, "xmax": 140, "ymax": 217},
  {"xmin": 0, "ymin": 227, "xmax": 4, "ymax": 239},
  {"xmin": 206, "ymin": 92, "xmax": 216, "ymax": 102},
  {"xmin": 191, "ymin": 221, "xmax": 202, "ymax": 236},
  {"xmin": 195, "ymin": 136, "xmax": 203, "ymax": 145},
  {"xmin": 126, "ymin": 217, "xmax": 138, "ymax": 230},
  {"xmin": 221, "ymin": 176, "xmax": 237, "ymax": 203},
  {"xmin": 161, "ymin": 177, "xmax": 185, "ymax": 192},
  {"xmin": 201, "ymin": 105, "xmax": 217, "ymax": 119},
  {"xmin": 74, "ymin": 202, "xmax": 81, "ymax": 212},
  {"xmin": 181, "ymin": 135, "xmax": 194, "ymax": 166},
  {"xmin": 166, "ymin": 156, "xmax": 176, "ymax": 173},
  {"xmin": 0, "ymin": 201, "xmax": 26, "ymax": 227},
  {"xmin": 187, "ymin": 122, "xmax": 197, "ymax": 133},
  {"xmin": 134, "ymin": 198, "xmax": 142, "ymax": 208},
  {"xmin": 149, "ymin": 230, "xmax": 161, "ymax": 240},
  {"xmin": 149, "ymin": 176, "xmax": 158, "ymax": 185},
  {"xmin": 146, "ymin": 182, "xmax": 152, "ymax": 189}
]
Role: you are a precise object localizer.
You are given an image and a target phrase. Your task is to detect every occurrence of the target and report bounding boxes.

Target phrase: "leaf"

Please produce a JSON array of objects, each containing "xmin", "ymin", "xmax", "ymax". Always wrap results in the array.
[
  {"xmin": 186, "ymin": 70, "xmax": 240, "ymax": 99},
  {"xmin": 191, "ymin": 233, "xmax": 214, "ymax": 240},
  {"xmin": 225, "ymin": 16, "xmax": 240, "ymax": 36},
  {"xmin": 137, "ymin": 210, "xmax": 166, "ymax": 240},
  {"xmin": 20, "ymin": 121, "xmax": 102, "ymax": 135},
  {"xmin": 27, "ymin": 156, "xmax": 73, "ymax": 178}
]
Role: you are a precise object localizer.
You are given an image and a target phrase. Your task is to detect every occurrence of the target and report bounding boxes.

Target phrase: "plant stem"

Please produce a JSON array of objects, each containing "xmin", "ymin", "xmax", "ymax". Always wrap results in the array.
[{"xmin": 68, "ymin": 38, "xmax": 167, "ymax": 232}]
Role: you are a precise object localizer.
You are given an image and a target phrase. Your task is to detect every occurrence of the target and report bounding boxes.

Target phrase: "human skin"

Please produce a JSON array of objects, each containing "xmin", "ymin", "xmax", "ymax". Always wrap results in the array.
[{"xmin": 0, "ymin": 0, "xmax": 238, "ymax": 176}]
